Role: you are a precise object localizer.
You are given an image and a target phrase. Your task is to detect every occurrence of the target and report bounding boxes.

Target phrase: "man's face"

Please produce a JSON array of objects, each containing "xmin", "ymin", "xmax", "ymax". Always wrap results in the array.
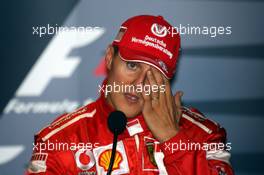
[{"xmin": 105, "ymin": 46, "xmax": 153, "ymax": 118}]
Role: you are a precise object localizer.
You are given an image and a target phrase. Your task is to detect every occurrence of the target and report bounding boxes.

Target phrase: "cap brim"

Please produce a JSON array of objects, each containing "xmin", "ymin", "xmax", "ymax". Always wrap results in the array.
[{"xmin": 119, "ymin": 47, "xmax": 171, "ymax": 79}]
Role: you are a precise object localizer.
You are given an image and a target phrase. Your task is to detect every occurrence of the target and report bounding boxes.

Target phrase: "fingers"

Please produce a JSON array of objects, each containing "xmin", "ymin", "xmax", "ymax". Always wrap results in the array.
[
  {"xmin": 175, "ymin": 91, "xmax": 183, "ymax": 108},
  {"xmin": 174, "ymin": 91, "xmax": 183, "ymax": 120},
  {"xmin": 162, "ymin": 75, "xmax": 173, "ymax": 107},
  {"xmin": 142, "ymin": 79, "xmax": 152, "ymax": 112},
  {"xmin": 146, "ymin": 70, "xmax": 160, "ymax": 108},
  {"xmin": 148, "ymin": 68, "xmax": 167, "ymax": 104},
  {"xmin": 147, "ymin": 71, "xmax": 159, "ymax": 102}
]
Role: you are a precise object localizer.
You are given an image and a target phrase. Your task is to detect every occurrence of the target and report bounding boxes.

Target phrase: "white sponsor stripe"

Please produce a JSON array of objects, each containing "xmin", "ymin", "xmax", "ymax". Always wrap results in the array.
[
  {"xmin": 182, "ymin": 113, "xmax": 212, "ymax": 134},
  {"xmin": 42, "ymin": 109, "xmax": 96, "ymax": 141},
  {"xmin": 183, "ymin": 107, "xmax": 219, "ymax": 126},
  {"xmin": 206, "ymin": 150, "xmax": 231, "ymax": 165},
  {"xmin": 183, "ymin": 107, "xmax": 207, "ymax": 120}
]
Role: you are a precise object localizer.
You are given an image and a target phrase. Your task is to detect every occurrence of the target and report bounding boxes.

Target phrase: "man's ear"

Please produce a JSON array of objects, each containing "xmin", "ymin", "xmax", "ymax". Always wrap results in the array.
[{"xmin": 105, "ymin": 45, "xmax": 115, "ymax": 71}]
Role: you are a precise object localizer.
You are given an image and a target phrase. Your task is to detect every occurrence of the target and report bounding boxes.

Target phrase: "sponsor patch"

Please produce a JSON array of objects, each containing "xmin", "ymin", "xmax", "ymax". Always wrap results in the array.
[
  {"xmin": 93, "ymin": 141, "xmax": 129, "ymax": 175},
  {"xmin": 114, "ymin": 27, "xmax": 127, "ymax": 42},
  {"xmin": 151, "ymin": 23, "xmax": 168, "ymax": 37},
  {"xmin": 99, "ymin": 149, "xmax": 123, "ymax": 171},
  {"xmin": 158, "ymin": 60, "xmax": 168, "ymax": 73},
  {"xmin": 27, "ymin": 153, "xmax": 48, "ymax": 173},
  {"xmin": 75, "ymin": 148, "xmax": 95, "ymax": 171},
  {"xmin": 142, "ymin": 137, "xmax": 168, "ymax": 174},
  {"xmin": 126, "ymin": 119, "xmax": 143, "ymax": 136}
]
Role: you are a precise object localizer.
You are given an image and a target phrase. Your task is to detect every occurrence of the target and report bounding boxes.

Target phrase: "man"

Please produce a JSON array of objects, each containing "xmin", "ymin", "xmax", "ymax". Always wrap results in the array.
[{"xmin": 27, "ymin": 15, "xmax": 234, "ymax": 175}]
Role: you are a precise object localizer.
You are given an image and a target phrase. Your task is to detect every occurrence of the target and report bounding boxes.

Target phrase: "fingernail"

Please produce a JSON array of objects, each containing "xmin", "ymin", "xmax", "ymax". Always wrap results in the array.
[
  {"xmin": 147, "ymin": 71, "xmax": 151, "ymax": 76},
  {"xmin": 180, "ymin": 91, "xmax": 184, "ymax": 96}
]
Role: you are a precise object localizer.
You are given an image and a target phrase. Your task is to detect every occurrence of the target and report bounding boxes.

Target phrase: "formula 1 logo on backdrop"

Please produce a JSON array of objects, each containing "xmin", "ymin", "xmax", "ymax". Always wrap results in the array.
[
  {"xmin": 3, "ymin": 28, "xmax": 105, "ymax": 115},
  {"xmin": 17, "ymin": 28, "xmax": 105, "ymax": 97}
]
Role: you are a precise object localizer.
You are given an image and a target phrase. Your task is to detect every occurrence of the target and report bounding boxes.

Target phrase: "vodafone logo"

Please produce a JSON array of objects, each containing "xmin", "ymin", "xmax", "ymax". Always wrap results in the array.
[
  {"xmin": 151, "ymin": 23, "xmax": 168, "ymax": 37},
  {"xmin": 75, "ymin": 149, "xmax": 95, "ymax": 171}
]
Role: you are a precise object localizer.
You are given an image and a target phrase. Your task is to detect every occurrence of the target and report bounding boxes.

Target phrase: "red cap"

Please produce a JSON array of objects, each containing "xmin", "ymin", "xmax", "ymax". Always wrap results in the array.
[{"xmin": 112, "ymin": 15, "xmax": 181, "ymax": 79}]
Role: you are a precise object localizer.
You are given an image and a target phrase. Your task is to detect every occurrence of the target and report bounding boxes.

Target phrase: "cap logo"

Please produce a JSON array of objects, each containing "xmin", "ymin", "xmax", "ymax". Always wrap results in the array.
[
  {"xmin": 158, "ymin": 60, "xmax": 168, "ymax": 73},
  {"xmin": 114, "ymin": 27, "xmax": 127, "ymax": 42},
  {"xmin": 151, "ymin": 23, "xmax": 168, "ymax": 37}
]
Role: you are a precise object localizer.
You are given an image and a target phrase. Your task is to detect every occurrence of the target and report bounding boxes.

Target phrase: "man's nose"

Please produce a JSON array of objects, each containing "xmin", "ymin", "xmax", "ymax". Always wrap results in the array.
[
  {"xmin": 134, "ymin": 73, "xmax": 145, "ymax": 85},
  {"xmin": 133, "ymin": 66, "xmax": 151, "ymax": 85}
]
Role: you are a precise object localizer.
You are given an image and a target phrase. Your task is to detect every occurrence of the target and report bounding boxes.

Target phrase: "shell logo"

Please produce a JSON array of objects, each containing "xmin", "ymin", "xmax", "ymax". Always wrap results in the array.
[{"xmin": 99, "ymin": 149, "xmax": 123, "ymax": 171}]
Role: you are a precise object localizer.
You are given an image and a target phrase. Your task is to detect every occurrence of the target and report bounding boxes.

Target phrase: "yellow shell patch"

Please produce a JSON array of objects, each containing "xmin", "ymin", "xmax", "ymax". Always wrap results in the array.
[{"xmin": 98, "ymin": 149, "xmax": 123, "ymax": 171}]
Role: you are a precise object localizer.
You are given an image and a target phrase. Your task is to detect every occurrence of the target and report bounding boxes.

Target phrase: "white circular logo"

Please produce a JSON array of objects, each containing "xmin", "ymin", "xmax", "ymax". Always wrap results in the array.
[
  {"xmin": 75, "ymin": 149, "xmax": 95, "ymax": 171},
  {"xmin": 151, "ymin": 23, "xmax": 168, "ymax": 37}
]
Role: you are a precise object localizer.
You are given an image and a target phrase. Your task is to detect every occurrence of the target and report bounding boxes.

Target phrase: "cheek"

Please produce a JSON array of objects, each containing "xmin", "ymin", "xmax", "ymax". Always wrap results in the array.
[{"xmin": 109, "ymin": 64, "xmax": 136, "ymax": 84}]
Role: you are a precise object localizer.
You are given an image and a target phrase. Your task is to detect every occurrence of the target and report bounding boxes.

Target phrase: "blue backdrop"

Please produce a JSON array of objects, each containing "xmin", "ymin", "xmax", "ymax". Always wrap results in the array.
[{"xmin": 1, "ymin": 0, "xmax": 263, "ymax": 174}]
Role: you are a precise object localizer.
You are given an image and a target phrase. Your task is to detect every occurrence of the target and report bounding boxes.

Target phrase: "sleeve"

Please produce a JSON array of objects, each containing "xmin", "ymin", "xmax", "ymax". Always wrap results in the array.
[
  {"xmin": 159, "ymin": 127, "xmax": 234, "ymax": 175},
  {"xmin": 25, "ymin": 136, "xmax": 66, "ymax": 174},
  {"xmin": 25, "ymin": 107, "xmax": 92, "ymax": 175}
]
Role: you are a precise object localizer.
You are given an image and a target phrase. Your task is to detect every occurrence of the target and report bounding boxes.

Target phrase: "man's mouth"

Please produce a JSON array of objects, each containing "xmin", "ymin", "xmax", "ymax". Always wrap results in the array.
[{"xmin": 124, "ymin": 93, "xmax": 139, "ymax": 103}]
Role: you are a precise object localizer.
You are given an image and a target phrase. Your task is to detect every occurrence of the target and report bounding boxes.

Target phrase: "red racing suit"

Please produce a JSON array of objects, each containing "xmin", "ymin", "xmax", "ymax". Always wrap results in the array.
[{"xmin": 26, "ymin": 93, "xmax": 234, "ymax": 175}]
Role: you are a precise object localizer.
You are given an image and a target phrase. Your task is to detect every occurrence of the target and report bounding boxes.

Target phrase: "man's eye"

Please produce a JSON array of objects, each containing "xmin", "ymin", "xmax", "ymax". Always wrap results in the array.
[{"xmin": 126, "ymin": 62, "xmax": 138, "ymax": 70}]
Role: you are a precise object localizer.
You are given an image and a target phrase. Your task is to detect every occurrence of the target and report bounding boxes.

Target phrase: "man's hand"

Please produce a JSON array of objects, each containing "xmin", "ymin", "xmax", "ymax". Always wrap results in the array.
[{"xmin": 142, "ymin": 68, "xmax": 183, "ymax": 143}]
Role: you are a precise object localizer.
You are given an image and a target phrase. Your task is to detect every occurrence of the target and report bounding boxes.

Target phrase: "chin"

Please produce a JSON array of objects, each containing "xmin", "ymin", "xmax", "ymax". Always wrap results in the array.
[
  {"xmin": 118, "ymin": 105, "xmax": 141, "ymax": 118},
  {"xmin": 125, "ymin": 111, "xmax": 140, "ymax": 118},
  {"xmin": 113, "ymin": 100, "xmax": 141, "ymax": 118}
]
